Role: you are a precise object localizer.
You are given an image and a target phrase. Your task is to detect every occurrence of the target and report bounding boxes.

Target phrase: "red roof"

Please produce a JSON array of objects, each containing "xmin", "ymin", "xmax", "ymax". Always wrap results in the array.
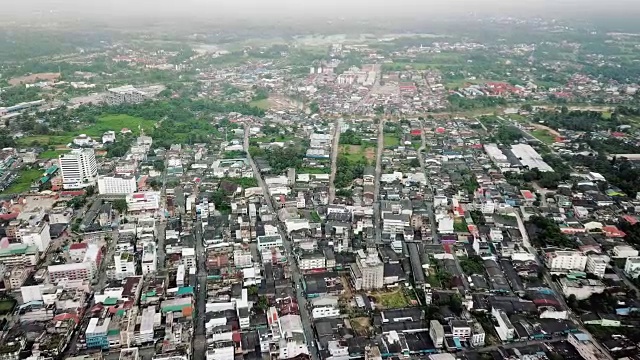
[
  {"xmin": 436, "ymin": 127, "xmax": 446, "ymax": 134},
  {"xmin": 603, "ymin": 225, "xmax": 626, "ymax": 238},
  {"xmin": 521, "ymin": 190, "xmax": 535, "ymax": 200},
  {"xmin": 69, "ymin": 243, "xmax": 88, "ymax": 250},
  {"xmin": 133, "ymin": 193, "xmax": 145, "ymax": 199},
  {"xmin": 623, "ymin": 215, "xmax": 639, "ymax": 225},
  {"xmin": 410, "ymin": 129, "xmax": 422, "ymax": 136},
  {"xmin": 611, "ymin": 132, "xmax": 626, "ymax": 138}
]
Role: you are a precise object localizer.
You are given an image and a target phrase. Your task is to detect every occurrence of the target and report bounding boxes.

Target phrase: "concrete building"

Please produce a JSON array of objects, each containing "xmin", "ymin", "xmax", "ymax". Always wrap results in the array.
[
  {"xmin": 559, "ymin": 278, "xmax": 605, "ymax": 300},
  {"xmin": 544, "ymin": 250, "xmax": 587, "ymax": 272},
  {"xmin": 585, "ymin": 255, "xmax": 608, "ymax": 278},
  {"xmin": 141, "ymin": 242, "xmax": 156, "ymax": 275},
  {"xmin": 492, "ymin": 307, "xmax": 515, "ymax": 341},
  {"xmin": 114, "ymin": 252, "xmax": 136, "ymax": 280},
  {"xmin": 48, "ymin": 262, "xmax": 93, "ymax": 283},
  {"xmin": 429, "ymin": 320, "xmax": 444, "ymax": 348},
  {"xmin": 98, "ymin": 174, "xmax": 137, "ymax": 195},
  {"xmin": 135, "ymin": 307, "xmax": 155, "ymax": 345},
  {"xmin": 613, "ymin": 245, "xmax": 639, "ymax": 258},
  {"xmin": 298, "ymin": 251, "xmax": 326, "ymax": 271},
  {"xmin": 19, "ymin": 222, "xmax": 51, "ymax": 252},
  {"xmin": 310, "ymin": 296, "xmax": 341, "ymax": 319},
  {"xmin": 105, "ymin": 85, "xmax": 145, "ymax": 105},
  {"xmin": 351, "ymin": 249, "xmax": 384, "ymax": 291},
  {"xmin": 59, "ymin": 149, "xmax": 98, "ymax": 189},
  {"xmin": 624, "ymin": 256, "xmax": 640, "ymax": 278},
  {"xmin": 568, "ymin": 332, "xmax": 608, "ymax": 360},
  {"xmin": 257, "ymin": 234, "xmax": 283, "ymax": 251},
  {"xmin": 126, "ymin": 192, "xmax": 160, "ymax": 213}
]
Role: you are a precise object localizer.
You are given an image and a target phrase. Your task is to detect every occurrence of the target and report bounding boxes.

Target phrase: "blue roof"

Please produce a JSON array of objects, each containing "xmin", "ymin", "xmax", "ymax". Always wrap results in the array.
[{"xmin": 574, "ymin": 333, "xmax": 590, "ymax": 341}]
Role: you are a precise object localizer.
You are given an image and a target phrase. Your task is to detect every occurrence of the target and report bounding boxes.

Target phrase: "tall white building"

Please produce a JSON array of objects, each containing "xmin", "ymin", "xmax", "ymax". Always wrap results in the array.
[
  {"xmin": 126, "ymin": 192, "xmax": 161, "ymax": 213},
  {"xmin": 114, "ymin": 252, "xmax": 136, "ymax": 280},
  {"xmin": 59, "ymin": 149, "xmax": 98, "ymax": 189},
  {"xmin": 98, "ymin": 174, "xmax": 137, "ymax": 195},
  {"xmin": 624, "ymin": 257, "xmax": 640, "ymax": 278},
  {"xmin": 544, "ymin": 251, "xmax": 587, "ymax": 272},
  {"xmin": 19, "ymin": 222, "xmax": 51, "ymax": 252},
  {"xmin": 585, "ymin": 255, "xmax": 608, "ymax": 278}
]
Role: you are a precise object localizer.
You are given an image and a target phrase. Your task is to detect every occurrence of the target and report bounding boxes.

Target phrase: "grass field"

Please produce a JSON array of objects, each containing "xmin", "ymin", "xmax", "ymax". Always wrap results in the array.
[
  {"xmin": 39, "ymin": 149, "xmax": 70, "ymax": 159},
  {"xmin": 340, "ymin": 145, "xmax": 376, "ymax": 162},
  {"xmin": 17, "ymin": 135, "xmax": 75, "ymax": 147},
  {"xmin": 83, "ymin": 114, "xmax": 156, "ymax": 137},
  {"xmin": 0, "ymin": 299, "xmax": 16, "ymax": 315},
  {"xmin": 373, "ymin": 289, "xmax": 410, "ymax": 309},
  {"xmin": 2, "ymin": 168, "xmax": 43, "ymax": 194},
  {"xmin": 383, "ymin": 135, "xmax": 400, "ymax": 147},
  {"xmin": 298, "ymin": 167, "xmax": 330, "ymax": 174},
  {"xmin": 250, "ymin": 98, "xmax": 270, "ymax": 110},
  {"xmin": 530, "ymin": 129, "xmax": 556, "ymax": 145}
]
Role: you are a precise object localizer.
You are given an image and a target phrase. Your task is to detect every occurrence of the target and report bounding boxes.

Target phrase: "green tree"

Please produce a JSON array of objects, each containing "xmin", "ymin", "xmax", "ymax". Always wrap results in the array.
[{"xmin": 113, "ymin": 199, "xmax": 128, "ymax": 214}]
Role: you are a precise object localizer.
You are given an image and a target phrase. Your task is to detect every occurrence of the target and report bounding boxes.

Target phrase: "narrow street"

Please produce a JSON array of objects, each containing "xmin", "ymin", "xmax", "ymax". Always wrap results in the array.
[
  {"xmin": 245, "ymin": 126, "xmax": 319, "ymax": 360},
  {"xmin": 328, "ymin": 118, "xmax": 342, "ymax": 203}
]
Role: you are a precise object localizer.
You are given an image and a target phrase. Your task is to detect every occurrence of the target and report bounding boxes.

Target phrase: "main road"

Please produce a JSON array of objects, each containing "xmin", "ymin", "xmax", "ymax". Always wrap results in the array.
[
  {"xmin": 244, "ymin": 126, "xmax": 319, "ymax": 360},
  {"xmin": 328, "ymin": 118, "xmax": 342, "ymax": 203},
  {"xmin": 373, "ymin": 118, "xmax": 385, "ymax": 246},
  {"xmin": 192, "ymin": 219, "xmax": 208, "ymax": 360}
]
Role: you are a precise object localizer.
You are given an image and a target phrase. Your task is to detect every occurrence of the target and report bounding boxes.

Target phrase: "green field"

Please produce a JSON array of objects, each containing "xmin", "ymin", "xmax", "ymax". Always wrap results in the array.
[
  {"xmin": 17, "ymin": 135, "xmax": 74, "ymax": 147},
  {"xmin": 531, "ymin": 129, "xmax": 556, "ymax": 145},
  {"xmin": 39, "ymin": 149, "xmax": 70, "ymax": 159},
  {"xmin": 383, "ymin": 135, "xmax": 400, "ymax": 147},
  {"xmin": 83, "ymin": 114, "xmax": 156, "ymax": 137},
  {"xmin": 298, "ymin": 167, "xmax": 330, "ymax": 174},
  {"xmin": 2, "ymin": 168, "xmax": 43, "ymax": 194},
  {"xmin": 373, "ymin": 290, "xmax": 410, "ymax": 309},
  {"xmin": 340, "ymin": 145, "xmax": 375, "ymax": 162},
  {"xmin": 249, "ymin": 99, "xmax": 270, "ymax": 110},
  {"xmin": 0, "ymin": 299, "xmax": 16, "ymax": 315}
]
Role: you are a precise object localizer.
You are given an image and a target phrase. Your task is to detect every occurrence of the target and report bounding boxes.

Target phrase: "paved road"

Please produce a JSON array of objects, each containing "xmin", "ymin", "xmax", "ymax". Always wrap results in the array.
[
  {"xmin": 192, "ymin": 219, "xmax": 208, "ymax": 360},
  {"xmin": 328, "ymin": 118, "xmax": 342, "ymax": 203},
  {"xmin": 373, "ymin": 118, "xmax": 385, "ymax": 246},
  {"xmin": 245, "ymin": 126, "xmax": 319, "ymax": 360}
]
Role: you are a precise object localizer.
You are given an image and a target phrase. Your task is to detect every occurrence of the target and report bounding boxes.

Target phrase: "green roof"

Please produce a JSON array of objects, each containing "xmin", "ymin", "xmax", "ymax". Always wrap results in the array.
[
  {"xmin": 107, "ymin": 329, "xmax": 120, "ymax": 336},
  {"xmin": 103, "ymin": 297, "xmax": 118, "ymax": 306},
  {"xmin": 177, "ymin": 286, "xmax": 194, "ymax": 296},
  {"xmin": 161, "ymin": 304, "xmax": 190, "ymax": 313}
]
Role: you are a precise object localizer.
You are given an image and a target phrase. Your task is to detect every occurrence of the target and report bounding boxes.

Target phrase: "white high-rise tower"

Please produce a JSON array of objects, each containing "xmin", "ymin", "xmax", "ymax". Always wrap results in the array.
[{"xmin": 59, "ymin": 149, "xmax": 98, "ymax": 189}]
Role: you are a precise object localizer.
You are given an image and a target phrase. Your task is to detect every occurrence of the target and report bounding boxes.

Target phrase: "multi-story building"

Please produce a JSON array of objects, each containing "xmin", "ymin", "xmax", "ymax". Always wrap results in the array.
[
  {"xmin": 492, "ymin": 307, "xmax": 515, "ymax": 341},
  {"xmin": 181, "ymin": 248, "xmax": 196, "ymax": 269},
  {"xmin": 450, "ymin": 320, "xmax": 471, "ymax": 340},
  {"xmin": 85, "ymin": 317, "xmax": 110, "ymax": 349},
  {"xmin": 98, "ymin": 174, "xmax": 137, "ymax": 195},
  {"xmin": 310, "ymin": 296, "xmax": 340, "ymax": 319},
  {"xmin": 105, "ymin": 85, "xmax": 145, "ymax": 105},
  {"xmin": 141, "ymin": 242, "xmax": 156, "ymax": 275},
  {"xmin": 135, "ymin": 307, "xmax": 155, "ymax": 345},
  {"xmin": 613, "ymin": 245, "xmax": 639, "ymax": 258},
  {"xmin": 568, "ymin": 332, "xmax": 608, "ymax": 360},
  {"xmin": 257, "ymin": 235, "xmax": 283, "ymax": 251},
  {"xmin": 544, "ymin": 250, "xmax": 587, "ymax": 272},
  {"xmin": 126, "ymin": 192, "xmax": 160, "ymax": 213},
  {"xmin": 351, "ymin": 249, "xmax": 384, "ymax": 291},
  {"xmin": 48, "ymin": 262, "xmax": 93, "ymax": 283},
  {"xmin": 297, "ymin": 251, "xmax": 326, "ymax": 271},
  {"xmin": 624, "ymin": 257, "xmax": 640, "ymax": 278},
  {"xmin": 19, "ymin": 221, "xmax": 51, "ymax": 252},
  {"xmin": 585, "ymin": 255, "xmax": 608, "ymax": 278},
  {"xmin": 0, "ymin": 242, "xmax": 38, "ymax": 267},
  {"xmin": 59, "ymin": 149, "xmax": 98, "ymax": 189},
  {"xmin": 114, "ymin": 252, "xmax": 136, "ymax": 280},
  {"xmin": 429, "ymin": 320, "xmax": 444, "ymax": 348}
]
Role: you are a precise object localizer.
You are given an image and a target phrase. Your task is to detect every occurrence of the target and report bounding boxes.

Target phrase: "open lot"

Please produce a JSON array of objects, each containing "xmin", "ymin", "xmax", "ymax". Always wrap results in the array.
[
  {"xmin": 383, "ymin": 135, "xmax": 400, "ymax": 147},
  {"xmin": 340, "ymin": 145, "xmax": 376, "ymax": 162},
  {"xmin": 17, "ymin": 135, "xmax": 74, "ymax": 147},
  {"xmin": 83, "ymin": 114, "xmax": 156, "ymax": 137},
  {"xmin": 372, "ymin": 289, "xmax": 410, "ymax": 309},
  {"xmin": 39, "ymin": 149, "xmax": 70, "ymax": 159},
  {"xmin": 530, "ymin": 129, "xmax": 557, "ymax": 145},
  {"xmin": 1, "ymin": 168, "xmax": 43, "ymax": 194},
  {"xmin": 0, "ymin": 299, "xmax": 16, "ymax": 315}
]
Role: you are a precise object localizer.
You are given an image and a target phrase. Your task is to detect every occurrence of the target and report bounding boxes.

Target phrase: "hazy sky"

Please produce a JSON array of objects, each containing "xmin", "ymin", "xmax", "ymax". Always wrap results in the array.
[{"xmin": 6, "ymin": 0, "xmax": 640, "ymax": 22}]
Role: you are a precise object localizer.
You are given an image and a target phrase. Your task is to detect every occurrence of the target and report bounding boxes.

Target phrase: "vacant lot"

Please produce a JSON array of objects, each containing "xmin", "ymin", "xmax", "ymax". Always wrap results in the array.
[
  {"xmin": 2, "ymin": 168, "xmax": 42, "ymax": 194},
  {"xmin": 383, "ymin": 135, "xmax": 400, "ymax": 147},
  {"xmin": 40, "ymin": 149, "xmax": 70, "ymax": 159},
  {"xmin": 83, "ymin": 114, "xmax": 156, "ymax": 137},
  {"xmin": 372, "ymin": 289, "xmax": 410, "ymax": 309},
  {"xmin": 0, "ymin": 298, "xmax": 16, "ymax": 315},
  {"xmin": 530, "ymin": 129, "xmax": 556, "ymax": 145},
  {"xmin": 17, "ymin": 135, "xmax": 75, "ymax": 147},
  {"xmin": 9, "ymin": 72, "xmax": 60, "ymax": 85},
  {"xmin": 341, "ymin": 145, "xmax": 375, "ymax": 162}
]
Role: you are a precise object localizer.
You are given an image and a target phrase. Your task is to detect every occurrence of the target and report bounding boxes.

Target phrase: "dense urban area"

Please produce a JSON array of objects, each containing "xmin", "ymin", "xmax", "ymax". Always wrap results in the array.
[{"xmin": 2, "ymin": 12, "xmax": 640, "ymax": 360}]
